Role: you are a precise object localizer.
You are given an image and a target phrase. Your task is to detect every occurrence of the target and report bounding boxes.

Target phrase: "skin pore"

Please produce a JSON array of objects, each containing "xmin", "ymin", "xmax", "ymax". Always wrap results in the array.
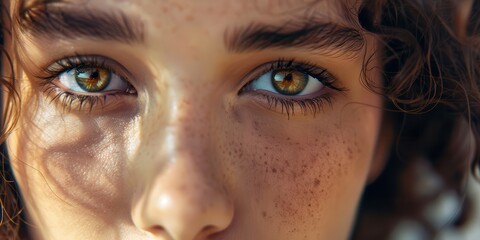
[{"xmin": 4, "ymin": 0, "xmax": 386, "ymax": 239}]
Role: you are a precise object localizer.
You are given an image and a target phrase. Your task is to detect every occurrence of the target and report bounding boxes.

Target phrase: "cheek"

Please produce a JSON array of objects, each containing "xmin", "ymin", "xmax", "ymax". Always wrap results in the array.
[
  {"xmin": 217, "ymin": 102, "xmax": 380, "ymax": 238},
  {"xmin": 8, "ymin": 94, "xmax": 139, "ymax": 217}
]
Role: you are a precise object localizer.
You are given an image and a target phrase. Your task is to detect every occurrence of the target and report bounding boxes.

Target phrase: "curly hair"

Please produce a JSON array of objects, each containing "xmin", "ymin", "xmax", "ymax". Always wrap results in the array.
[
  {"xmin": 0, "ymin": 0, "xmax": 479, "ymax": 239},
  {"xmin": 353, "ymin": 0, "xmax": 480, "ymax": 239}
]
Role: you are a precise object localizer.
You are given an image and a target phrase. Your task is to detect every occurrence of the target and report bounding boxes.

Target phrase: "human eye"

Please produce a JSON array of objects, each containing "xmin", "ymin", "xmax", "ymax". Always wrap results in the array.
[
  {"xmin": 239, "ymin": 59, "xmax": 345, "ymax": 117},
  {"xmin": 40, "ymin": 55, "xmax": 137, "ymax": 112}
]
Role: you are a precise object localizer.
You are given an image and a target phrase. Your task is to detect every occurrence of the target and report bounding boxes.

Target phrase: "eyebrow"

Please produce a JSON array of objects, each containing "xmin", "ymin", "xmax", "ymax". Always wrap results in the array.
[
  {"xmin": 17, "ymin": 2, "xmax": 362, "ymax": 55},
  {"xmin": 225, "ymin": 18, "xmax": 365, "ymax": 55},
  {"xmin": 17, "ymin": 2, "xmax": 144, "ymax": 44}
]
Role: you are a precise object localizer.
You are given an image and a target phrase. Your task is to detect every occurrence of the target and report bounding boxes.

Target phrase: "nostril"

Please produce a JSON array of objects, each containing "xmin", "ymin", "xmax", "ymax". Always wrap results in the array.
[
  {"xmin": 146, "ymin": 226, "xmax": 171, "ymax": 239},
  {"xmin": 193, "ymin": 225, "xmax": 221, "ymax": 239},
  {"xmin": 201, "ymin": 225, "xmax": 217, "ymax": 234}
]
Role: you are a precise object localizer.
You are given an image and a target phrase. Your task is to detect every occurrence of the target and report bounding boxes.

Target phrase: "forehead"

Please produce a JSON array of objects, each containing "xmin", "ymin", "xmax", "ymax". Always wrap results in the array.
[{"xmin": 19, "ymin": 0, "xmax": 351, "ymax": 17}]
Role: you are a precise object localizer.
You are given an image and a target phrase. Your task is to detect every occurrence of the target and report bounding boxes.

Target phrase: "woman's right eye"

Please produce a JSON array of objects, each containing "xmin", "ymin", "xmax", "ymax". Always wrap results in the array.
[
  {"xmin": 56, "ymin": 67, "xmax": 130, "ymax": 94},
  {"xmin": 40, "ymin": 55, "xmax": 137, "ymax": 111}
]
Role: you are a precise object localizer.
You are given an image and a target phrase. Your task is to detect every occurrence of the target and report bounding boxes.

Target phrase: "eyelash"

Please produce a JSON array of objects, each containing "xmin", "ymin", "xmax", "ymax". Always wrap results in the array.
[
  {"xmin": 240, "ymin": 59, "xmax": 345, "ymax": 117},
  {"xmin": 39, "ymin": 55, "xmax": 136, "ymax": 112}
]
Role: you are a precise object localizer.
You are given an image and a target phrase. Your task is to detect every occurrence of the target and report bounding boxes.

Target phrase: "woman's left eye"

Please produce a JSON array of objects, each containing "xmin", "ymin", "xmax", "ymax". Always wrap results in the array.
[
  {"xmin": 246, "ymin": 68, "xmax": 326, "ymax": 96},
  {"xmin": 56, "ymin": 67, "xmax": 129, "ymax": 93},
  {"xmin": 239, "ymin": 60, "xmax": 343, "ymax": 116}
]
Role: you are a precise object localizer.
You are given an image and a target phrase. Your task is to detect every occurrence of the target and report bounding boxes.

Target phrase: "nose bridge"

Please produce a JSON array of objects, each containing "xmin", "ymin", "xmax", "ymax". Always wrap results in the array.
[
  {"xmin": 170, "ymin": 95, "xmax": 212, "ymax": 155},
  {"xmin": 147, "ymin": 82, "xmax": 214, "ymax": 165},
  {"xmin": 132, "ymin": 88, "xmax": 233, "ymax": 239}
]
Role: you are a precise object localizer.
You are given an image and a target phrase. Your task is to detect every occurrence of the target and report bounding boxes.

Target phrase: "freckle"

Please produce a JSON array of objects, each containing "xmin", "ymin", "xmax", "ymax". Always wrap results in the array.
[
  {"xmin": 347, "ymin": 147, "xmax": 354, "ymax": 159},
  {"xmin": 326, "ymin": 151, "xmax": 330, "ymax": 156},
  {"xmin": 185, "ymin": 14, "xmax": 194, "ymax": 21},
  {"xmin": 162, "ymin": 6, "xmax": 168, "ymax": 13},
  {"xmin": 253, "ymin": 121, "xmax": 260, "ymax": 130},
  {"xmin": 262, "ymin": 211, "xmax": 267, "ymax": 218},
  {"xmin": 272, "ymin": 168, "xmax": 277, "ymax": 173},
  {"xmin": 314, "ymin": 178, "xmax": 320, "ymax": 187}
]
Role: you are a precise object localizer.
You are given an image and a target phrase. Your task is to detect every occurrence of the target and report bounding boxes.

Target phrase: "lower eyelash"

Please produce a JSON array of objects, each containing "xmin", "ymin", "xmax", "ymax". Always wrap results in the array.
[
  {"xmin": 256, "ymin": 92, "xmax": 334, "ymax": 118},
  {"xmin": 42, "ymin": 83, "xmax": 123, "ymax": 112}
]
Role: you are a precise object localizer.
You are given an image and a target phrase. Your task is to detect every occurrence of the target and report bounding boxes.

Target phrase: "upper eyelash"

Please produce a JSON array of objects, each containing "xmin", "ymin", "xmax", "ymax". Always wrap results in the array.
[
  {"xmin": 40, "ymin": 55, "xmax": 116, "ymax": 81},
  {"xmin": 244, "ymin": 58, "xmax": 345, "ymax": 92}
]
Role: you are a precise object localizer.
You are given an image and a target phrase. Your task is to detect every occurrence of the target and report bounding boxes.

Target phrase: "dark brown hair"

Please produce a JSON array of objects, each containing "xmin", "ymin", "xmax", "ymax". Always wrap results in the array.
[
  {"xmin": 353, "ymin": 0, "xmax": 480, "ymax": 239},
  {"xmin": 0, "ymin": 0, "xmax": 479, "ymax": 239}
]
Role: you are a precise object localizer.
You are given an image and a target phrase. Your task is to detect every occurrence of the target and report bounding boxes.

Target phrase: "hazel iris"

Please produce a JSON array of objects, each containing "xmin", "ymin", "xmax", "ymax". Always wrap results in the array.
[
  {"xmin": 74, "ymin": 67, "xmax": 111, "ymax": 92},
  {"xmin": 271, "ymin": 69, "xmax": 308, "ymax": 95}
]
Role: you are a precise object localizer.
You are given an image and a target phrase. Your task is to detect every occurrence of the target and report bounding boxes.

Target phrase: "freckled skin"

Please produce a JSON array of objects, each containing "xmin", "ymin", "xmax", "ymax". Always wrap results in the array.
[{"xmin": 4, "ymin": 0, "xmax": 385, "ymax": 239}]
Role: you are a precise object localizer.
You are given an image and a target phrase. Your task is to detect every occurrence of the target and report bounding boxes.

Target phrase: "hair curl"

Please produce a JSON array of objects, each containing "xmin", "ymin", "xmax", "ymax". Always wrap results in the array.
[{"xmin": 0, "ymin": 0, "xmax": 479, "ymax": 239}]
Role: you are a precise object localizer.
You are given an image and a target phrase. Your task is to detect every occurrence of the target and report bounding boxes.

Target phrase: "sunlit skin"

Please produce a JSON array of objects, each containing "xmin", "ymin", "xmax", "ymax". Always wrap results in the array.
[{"xmin": 4, "ymin": 0, "xmax": 387, "ymax": 239}]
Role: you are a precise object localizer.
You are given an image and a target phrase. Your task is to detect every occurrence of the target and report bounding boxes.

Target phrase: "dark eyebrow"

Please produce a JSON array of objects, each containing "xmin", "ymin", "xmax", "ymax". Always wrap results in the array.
[
  {"xmin": 17, "ymin": 2, "xmax": 144, "ymax": 44},
  {"xmin": 225, "ymin": 18, "xmax": 365, "ymax": 55}
]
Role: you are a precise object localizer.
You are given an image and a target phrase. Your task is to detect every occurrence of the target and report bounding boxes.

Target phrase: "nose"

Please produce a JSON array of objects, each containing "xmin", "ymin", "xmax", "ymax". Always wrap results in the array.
[{"xmin": 132, "ymin": 132, "xmax": 234, "ymax": 240}]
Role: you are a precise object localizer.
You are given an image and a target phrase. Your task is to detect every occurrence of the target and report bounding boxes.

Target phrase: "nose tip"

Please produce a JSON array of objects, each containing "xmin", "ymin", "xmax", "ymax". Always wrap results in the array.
[
  {"xmin": 147, "ymin": 193, "xmax": 233, "ymax": 240},
  {"xmin": 132, "ymin": 161, "xmax": 234, "ymax": 240}
]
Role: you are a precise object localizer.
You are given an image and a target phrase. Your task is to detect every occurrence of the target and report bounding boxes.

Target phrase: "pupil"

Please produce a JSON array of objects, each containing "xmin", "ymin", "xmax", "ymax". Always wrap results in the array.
[
  {"xmin": 271, "ymin": 69, "xmax": 308, "ymax": 96},
  {"xmin": 75, "ymin": 67, "xmax": 111, "ymax": 92},
  {"xmin": 284, "ymin": 73, "xmax": 293, "ymax": 81},
  {"xmin": 90, "ymin": 70, "xmax": 99, "ymax": 79}
]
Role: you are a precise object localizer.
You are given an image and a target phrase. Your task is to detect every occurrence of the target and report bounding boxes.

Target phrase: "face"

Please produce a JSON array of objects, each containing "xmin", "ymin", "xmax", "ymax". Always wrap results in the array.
[{"xmin": 4, "ymin": 0, "xmax": 385, "ymax": 239}]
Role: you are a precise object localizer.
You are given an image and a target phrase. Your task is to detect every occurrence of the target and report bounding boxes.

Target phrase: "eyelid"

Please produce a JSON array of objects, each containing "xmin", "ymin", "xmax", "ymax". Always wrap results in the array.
[
  {"xmin": 53, "ymin": 69, "xmax": 131, "ymax": 96},
  {"xmin": 41, "ymin": 54, "xmax": 134, "ymax": 84}
]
